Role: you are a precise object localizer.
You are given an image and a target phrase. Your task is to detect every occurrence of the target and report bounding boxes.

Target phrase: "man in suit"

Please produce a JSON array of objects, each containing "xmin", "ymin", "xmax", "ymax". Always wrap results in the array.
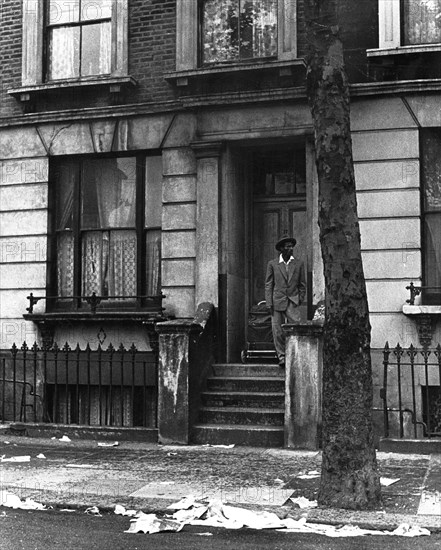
[{"xmin": 265, "ymin": 236, "xmax": 306, "ymax": 367}]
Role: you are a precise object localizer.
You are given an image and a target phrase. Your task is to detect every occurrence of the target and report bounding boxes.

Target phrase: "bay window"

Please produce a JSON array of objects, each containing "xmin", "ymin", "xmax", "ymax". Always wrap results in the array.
[{"xmin": 51, "ymin": 155, "xmax": 162, "ymax": 309}]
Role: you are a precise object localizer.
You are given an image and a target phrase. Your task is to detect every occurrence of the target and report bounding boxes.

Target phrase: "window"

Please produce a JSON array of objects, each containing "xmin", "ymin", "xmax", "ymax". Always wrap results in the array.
[
  {"xmin": 378, "ymin": 0, "xmax": 441, "ymax": 49},
  {"xmin": 175, "ymin": 0, "xmax": 296, "ymax": 71},
  {"xmin": 201, "ymin": 0, "xmax": 278, "ymax": 64},
  {"xmin": 21, "ymin": 0, "xmax": 128, "ymax": 87},
  {"xmin": 51, "ymin": 156, "xmax": 162, "ymax": 309},
  {"xmin": 46, "ymin": 0, "xmax": 112, "ymax": 80},
  {"xmin": 421, "ymin": 130, "xmax": 441, "ymax": 304}
]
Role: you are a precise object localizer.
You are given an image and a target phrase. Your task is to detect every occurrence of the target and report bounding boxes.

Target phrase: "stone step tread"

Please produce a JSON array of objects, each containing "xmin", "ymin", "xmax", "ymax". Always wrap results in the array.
[
  {"xmin": 200, "ymin": 406, "xmax": 285, "ymax": 414},
  {"xmin": 207, "ymin": 376, "xmax": 285, "ymax": 381},
  {"xmin": 202, "ymin": 390, "xmax": 285, "ymax": 397},
  {"xmin": 193, "ymin": 423, "xmax": 284, "ymax": 432},
  {"xmin": 213, "ymin": 363, "xmax": 278, "ymax": 368}
]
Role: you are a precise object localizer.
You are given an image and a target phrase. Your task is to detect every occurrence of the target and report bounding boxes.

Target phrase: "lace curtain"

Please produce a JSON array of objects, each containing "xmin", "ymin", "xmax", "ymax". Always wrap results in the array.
[
  {"xmin": 202, "ymin": 0, "xmax": 277, "ymax": 63},
  {"xmin": 404, "ymin": 0, "xmax": 441, "ymax": 45}
]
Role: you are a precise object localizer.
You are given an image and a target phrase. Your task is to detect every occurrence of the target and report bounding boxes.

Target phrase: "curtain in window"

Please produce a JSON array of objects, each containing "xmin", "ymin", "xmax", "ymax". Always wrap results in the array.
[
  {"xmin": 404, "ymin": 0, "xmax": 441, "ymax": 45},
  {"xmin": 146, "ymin": 230, "xmax": 161, "ymax": 296},
  {"xmin": 56, "ymin": 164, "xmax": 75, "ymax": 297},
  {"xmin": 108, "ymin": 230, "xmax": 137, "ymax": 297},
  {"xmin": 48, "ymin": 27, "xmax": 80, "ymax": 80},
  {"xmin": 82, "ymin": 231, "xmax": 106, "ymax": 296},
  {"xmin": 203, "ymin": 0, "xmax": 240, "ymax": 63},
  {"xmin": 240, "ymin": 0, "xmax": 277, "ymax": 59}
]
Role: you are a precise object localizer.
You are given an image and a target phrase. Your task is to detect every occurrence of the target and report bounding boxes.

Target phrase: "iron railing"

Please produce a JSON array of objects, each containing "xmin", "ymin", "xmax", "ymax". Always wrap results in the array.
[
  {"xmin": 0, "ymin": 342, "xmax": 157, "ymax": 428},
  {"xmin": 406, "ymin": 282, "xmax": 441, "ymax": 305},
  {"xmin": 382, "ymin": 342, "xmax": 441, "ymax": 439}
]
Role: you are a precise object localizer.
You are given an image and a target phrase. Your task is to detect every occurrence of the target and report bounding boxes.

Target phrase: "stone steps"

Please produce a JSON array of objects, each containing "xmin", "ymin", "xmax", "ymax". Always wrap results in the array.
[{"xmin": 192, "ymin": 363, "xmax": 285, "ymax": 447}]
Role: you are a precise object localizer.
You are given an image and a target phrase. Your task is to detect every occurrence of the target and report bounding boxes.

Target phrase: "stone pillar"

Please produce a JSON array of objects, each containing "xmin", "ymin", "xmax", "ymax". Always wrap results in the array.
[
  {"xmin": 156, "ymin": 320, "xmax": 202, "ymax": 444},
  {"xmin": 192, "ymin": 141, "xmax": 223, "ymax": 307},
  {"xmin": 283, "ymin": 321, "xmax": 324, "ymax": 449}
]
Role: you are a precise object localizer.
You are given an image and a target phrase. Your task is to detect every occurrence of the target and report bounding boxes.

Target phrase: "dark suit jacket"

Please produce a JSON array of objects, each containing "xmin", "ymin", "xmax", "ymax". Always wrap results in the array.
[{"xmin": 265, "ymin": 256, "xmax": 306, "ymax": 311}]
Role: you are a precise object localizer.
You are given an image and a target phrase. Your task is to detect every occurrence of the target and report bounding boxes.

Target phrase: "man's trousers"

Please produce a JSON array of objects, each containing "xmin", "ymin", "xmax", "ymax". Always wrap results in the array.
[{"xmin": 271, "ymin": 301, "xmax": 301, "ymax": 365}]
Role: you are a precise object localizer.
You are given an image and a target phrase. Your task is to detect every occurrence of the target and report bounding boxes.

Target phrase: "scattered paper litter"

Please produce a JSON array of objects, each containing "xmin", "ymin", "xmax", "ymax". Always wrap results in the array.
[
  {"xmin": 167, "ymin": 495, "xmax": 196, "ymax": 510},
  {"xmin": 0, "ymin": 511, "xmax": 7, "ymax": 517},
  {"xmin": 0, "ymin": 490, "xmax": 46, "ymax": 510},
  {"xmin": 85, "ymin": 506, "xmax": 102, "ymax": 517},
  {"xmin": 167, "ymin": 452, "xmax": 178, "ymax": 456},
  {"xmin": 194, "ymin": 532, "xmax": 213, "ymax": 536},
  {"xmin": 173, "ymin": 506, "xmax": 208, "ymax": 523},
  {"xmin": 97, "ymin": 441, "xmax": 119, "ymax": 447},
  {"xmin": 290, "ymin": 496, "xmax": 318, "ymax": 509},
  {"xmin": 114, "ymin": 504, "xmax": 137, "ymax": 517},
  {"xmin": 126, "ymin": 512, "xmax": 184, "ymax": 534},
  {"xmin": 202, "ymin": 444, "xmax": 235, "ymax": 449},
  {"xmin": 59, "ymin": 435, "xmax": 71, "ymax": 442},
  {"xmin": 297, "ymin": 470, "xmax": 321, "ymax": 480},
  {"xmin": 274, "ymin": 478, "xmax": 285, "ymax": 484},
  {"xmin": 277, "ymin": 517, "xmax": 430, "ymax": 538},
  {"xmin": 159, "ymin": 481, "xmax": 175, "ymax": 485},
  {"xmin": 380, "ymin": 477, "xmax": 400, "ymax": 487},
  {"xmin": 36, "ymin": 453, "xmax": 46, "ymax": 459},
  {"xmin": 60, "ymin": 509, "xmax": 76, "ymax": 513},
  {"xmin": 0, "ymin": 455, "xmax": 31, "ymax": 463}
]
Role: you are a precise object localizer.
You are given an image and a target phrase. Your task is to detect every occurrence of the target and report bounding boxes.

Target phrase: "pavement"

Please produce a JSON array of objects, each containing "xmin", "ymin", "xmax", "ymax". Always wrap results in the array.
[{"xmin": 1, "ymin": 430, "xmax": 441, "ymax": 533}]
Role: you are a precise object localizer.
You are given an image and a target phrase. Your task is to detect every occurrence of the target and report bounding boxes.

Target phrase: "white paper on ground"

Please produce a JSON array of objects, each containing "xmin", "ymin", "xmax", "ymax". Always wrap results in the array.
[
  {"xmin": 202, "ymin": 444, "xmax": 235, "ymax": 449},
  {"xmin": 167, "ymin": 495, "xmax": 197, "ymax": 510},
  {"xmin": 0, "ymin": 455, "xmax": 31, "ymax": 462},
  {"xmin": 0, "ymin": 490, "xmax": 46, "ymax": 510},
  {"xmin": 297, "ymin": 470, "xmax": 321, "ymax": 479},
  {"xmin": 97, "ymin": 441, "xmax": 119, "ymax": 447},
  {"xmin": 380, "ymin": 477, "xmax": 400, "ymax": 487},
  {"xmin": 84, "ymin": 506, "xmax": 102, "ymax": 517},
  {"xmin": 114, "ymin": 504, "xmax": 137, "ymax": 517},
  {"xmin": 59, "ymin": 435, "xmax": 71, "ymax": 442},
  {"xmin": 36, "ymin": 453, "xmax": 46, "ymax": 459},
  {"xmin": 290, "ymin": 496, "xmax": 318, "ymax": 509},
  {"xmin": 126, "ymin": 512, "xmax": 184, "ymax": 534}
]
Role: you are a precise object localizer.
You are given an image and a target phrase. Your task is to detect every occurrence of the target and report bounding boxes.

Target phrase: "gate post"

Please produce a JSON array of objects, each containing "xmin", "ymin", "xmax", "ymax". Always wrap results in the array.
[
  {"xmin": 155, "ymin": 319, "xmax": 202, "ymax": 444},
  {"xmin": 283, "ymin": 321, "xmax": 324, "ymax": 449}
]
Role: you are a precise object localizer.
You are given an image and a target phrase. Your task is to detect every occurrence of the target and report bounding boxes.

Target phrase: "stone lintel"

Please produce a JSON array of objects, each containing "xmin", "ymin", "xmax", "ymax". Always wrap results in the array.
[
  {"xmin": 156, "ymin": 319, "xmax": 203, "ymax": 335},
  {"xmin": 191, "ymin": 141, "xmax": 223, "ymax": 159}
]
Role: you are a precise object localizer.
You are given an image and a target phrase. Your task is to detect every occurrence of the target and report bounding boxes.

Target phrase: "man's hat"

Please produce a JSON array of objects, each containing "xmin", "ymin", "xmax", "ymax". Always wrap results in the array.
[{"xmin": 275, "ymin": 236, "xmax": 297, "ymax": 251}]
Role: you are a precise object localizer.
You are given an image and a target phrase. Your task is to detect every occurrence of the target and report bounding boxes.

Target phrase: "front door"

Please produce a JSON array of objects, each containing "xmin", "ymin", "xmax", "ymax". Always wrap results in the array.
[{"xmin": 247, "ymin": 145, "xmax": 308, "ymax": 348}]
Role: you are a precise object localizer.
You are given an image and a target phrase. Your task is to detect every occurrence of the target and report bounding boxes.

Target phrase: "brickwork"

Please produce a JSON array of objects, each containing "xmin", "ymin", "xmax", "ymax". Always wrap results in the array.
[{"xmin": 0, "ymin": 1, "xmax": 23, "ymax": 118}]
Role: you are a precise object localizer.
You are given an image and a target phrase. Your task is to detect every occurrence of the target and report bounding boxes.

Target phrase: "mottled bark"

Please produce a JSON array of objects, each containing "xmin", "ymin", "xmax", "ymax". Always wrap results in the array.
[{"xmin": 304, "ymin": 0, "xmax": 382, "ymax": 509}]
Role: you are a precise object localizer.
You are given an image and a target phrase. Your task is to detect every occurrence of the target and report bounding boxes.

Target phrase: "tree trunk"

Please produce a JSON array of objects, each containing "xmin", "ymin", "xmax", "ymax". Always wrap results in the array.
[{"xmin": 304, "ymin": 0, "xmax": 382, "ymax": 509}]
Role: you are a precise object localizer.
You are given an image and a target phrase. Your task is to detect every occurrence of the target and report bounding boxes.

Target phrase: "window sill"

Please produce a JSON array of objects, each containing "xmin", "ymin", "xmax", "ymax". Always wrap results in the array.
[
  {"xmin": 164, "ymin": 59, "xmax": 306, "ymax": 86},
  {"xmin": 24, "ymin": 311, "xmax": 166, "ymax": 323},
  {"xmin": 402, "ymin": 305, "xmax": 441, "ymax": 315},
  {"xmin": 8, "ymin": 76, "xmax": 138, "ymax": 102},
  {"xmin": 367, "ymin": 44, "xmax": 441, "ymax": 58}
]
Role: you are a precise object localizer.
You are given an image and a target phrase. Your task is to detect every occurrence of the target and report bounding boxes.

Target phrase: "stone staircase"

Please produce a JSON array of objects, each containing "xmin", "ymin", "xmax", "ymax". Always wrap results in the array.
[{"xmin": 191, "ymin": 363, "xmax": 285, "ymax": 447}]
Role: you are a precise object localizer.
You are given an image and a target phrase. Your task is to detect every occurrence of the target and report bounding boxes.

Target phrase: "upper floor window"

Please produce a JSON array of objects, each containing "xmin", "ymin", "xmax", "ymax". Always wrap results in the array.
[
  {"xmin": 21, "ymin": 0, "xmax": 128, "ymax": 87},
  {"xmin": 51, "ymin": 155, "xmax": 162, "ymax": 310},
  {"xmin": 201, "ymin": 0, "xmax": 278, "ymax": 65},
  {"xmin": 378, "ymin": 0, "xmax": 441, "ymax": 50},
  {"xmin": 175, "ymin": 0, "xmax": 296, "ymax": 72},
  {"xmin": 403, "ymin": 0, "xmax": 441, "ymax": 45},
  {"xmin": 46, "ymin": 0, "xmax": 112, "ymax": 80},
  {"xmin": 421, "ymin": 129, "xmax": 441, "ymax": 304}
]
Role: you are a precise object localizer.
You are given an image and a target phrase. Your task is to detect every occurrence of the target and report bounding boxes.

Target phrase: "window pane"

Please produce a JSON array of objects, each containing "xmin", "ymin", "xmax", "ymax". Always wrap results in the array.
[
  {"xmin": 57, "ymin": 233, "xmax": 74, "ymax": 297},
  {"xmin": 81, "ymin": 0, "xmax": 112, "ymax": 21},
  {"xmin": 240, "ymin": 0, "xmax": 277, "ymax": 59},
  {"xmin": 403, "ymin": 0, "xmax": 441, "ymax": 45},
  {"xmin": 82, "ymin": 158, "xmax": 136, "ymax": 229},
  {"xmin": 82, "ymin": 230, "xmax": 137, "ymax": 298},
  {"xmin": 48, "ymin": 27, "xmax": 80, "ymax": 80},
  {"xmin": 55, "ymin": 163, "xmax": 76, "ymax": 230},
  {"xmin": 81, "ymin": 22, "xmax": 112, "ymax": 76},
  {"xmin": 424, "ymin": 214, "xmax": 441, "ymax": 291},
  {"xmin": 145, "ymin": 156, "xmax": 162, "ymax": 228},
  {"xmin": 202, "ymin": 0, "xmax": 240, "ymax": 63},
  {"xmin": 422, "ymin": 129, "xmax": 441, "ymax": 212},
  {"xmin": 49, "ymin": 0, "xmax": 80, "ymax": 24}
]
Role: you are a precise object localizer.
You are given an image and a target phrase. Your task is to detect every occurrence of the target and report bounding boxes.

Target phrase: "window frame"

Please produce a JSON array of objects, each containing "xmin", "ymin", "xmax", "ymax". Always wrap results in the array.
[
  {"xmin": 175, "ymin": 0, "xmax": 297, "ymax": 72},
  {"xmin": 44, "ymin": 0, "xmax": 113, "ymax": 81},
  {"xmin": 22, "ymin": 0, "xmax": 128, "ymax": 87},
  {"xmin": 48, "ymin": 153, "xmax": 162, "ymax": 312}
]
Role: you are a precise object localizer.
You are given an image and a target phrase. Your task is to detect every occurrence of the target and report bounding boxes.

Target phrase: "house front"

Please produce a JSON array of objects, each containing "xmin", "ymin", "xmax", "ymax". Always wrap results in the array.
[{"xmin": 0, "ymin": 0, "xmax": 440, "ymax": 447}]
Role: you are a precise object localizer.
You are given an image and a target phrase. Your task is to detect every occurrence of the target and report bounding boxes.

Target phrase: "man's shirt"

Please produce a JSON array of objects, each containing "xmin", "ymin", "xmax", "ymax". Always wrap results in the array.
[{"xmin": 279, "ymin": 254, "xmax": 294, "ymax": 273}]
